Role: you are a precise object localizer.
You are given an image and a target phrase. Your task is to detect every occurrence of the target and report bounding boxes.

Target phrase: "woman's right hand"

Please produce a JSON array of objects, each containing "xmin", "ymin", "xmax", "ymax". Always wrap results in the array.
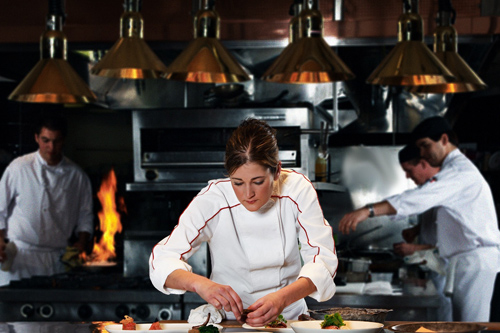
[{"xmin": 194, "ymin": 278, "xmax": 244, "ymax": 320}]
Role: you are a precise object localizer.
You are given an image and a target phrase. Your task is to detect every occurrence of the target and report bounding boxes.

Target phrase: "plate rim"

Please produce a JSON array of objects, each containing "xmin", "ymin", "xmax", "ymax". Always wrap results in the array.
[
  {"xmin": 242, "ymin": 322, "xmax": 293, "ymax": 332},
  {"xmin": 105, "ymin": 323, "xmax": 223, "ymax": 333}
]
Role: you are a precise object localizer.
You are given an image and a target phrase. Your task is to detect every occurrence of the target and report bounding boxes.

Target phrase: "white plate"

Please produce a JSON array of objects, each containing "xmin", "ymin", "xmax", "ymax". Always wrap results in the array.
[
  {"xmin": 242, "ymin": 322, "xmax": 294, "ymax": 332},
  {"xmin": 106, "ymin": 323, "xmax": 222, "ymax": 333},
  {"xmin": 290, "ymin": 321, "xmax": 383, "ymax": 333}
]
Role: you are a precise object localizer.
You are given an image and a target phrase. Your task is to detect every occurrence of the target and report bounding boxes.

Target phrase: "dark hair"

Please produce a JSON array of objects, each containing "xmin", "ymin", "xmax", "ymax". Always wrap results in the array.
[
  {"xmin": 35, "ymin": 114, "xmax": 68, "ymax": 138},
  {"xmin": 225, "ymin": 118, "xmax": 280, "ymax": 176},
  {"xmin": 398, "ymin": 144, "xmax": 421, "ymax": 165},
  {"xmin": 411, "ymin": 116, "xmax": 459, "ymax": 146}
]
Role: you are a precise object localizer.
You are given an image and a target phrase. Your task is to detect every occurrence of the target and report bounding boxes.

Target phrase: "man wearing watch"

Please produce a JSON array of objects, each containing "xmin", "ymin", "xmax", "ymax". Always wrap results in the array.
[{"xmin": 338, "ymin": 116, "xmax": 500, "ymax": 322}]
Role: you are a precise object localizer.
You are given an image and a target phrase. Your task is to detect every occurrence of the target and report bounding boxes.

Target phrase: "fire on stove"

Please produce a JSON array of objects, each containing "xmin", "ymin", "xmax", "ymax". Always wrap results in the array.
[
  {"xmin": 0, "ymin": 169, "xmax": 184, "ymax": 322},
  {"xmin": 82, "ymin": 168, "xmax": 124, "ymax": 266}
]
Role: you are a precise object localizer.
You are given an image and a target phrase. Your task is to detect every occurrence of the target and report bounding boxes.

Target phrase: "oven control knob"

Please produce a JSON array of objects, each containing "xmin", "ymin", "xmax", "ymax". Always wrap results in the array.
[
  {"xmin": 145, "ymin": 169, "xmax": 158, "ymax": 181},
  {"xmin": 158, "ymin": 308, "xmax": 172, "ymax": 321},
  {"xmin": 115, "ymin": 304, "xmax": 130, "ymax": 319},
  {"xmin": 20, "ymin": 304, "xmax": 34, "ymax": 318},
  {"xmin": 78, "ymin": 304, "xmax": 93, "ymax": 320},
  {"xmin": 136, "ymin": 305, "xmax": 150, "ymax": 320},
  {"xmin": 39, "ymin": 304, "xmax": 54, "ymax": 318}
]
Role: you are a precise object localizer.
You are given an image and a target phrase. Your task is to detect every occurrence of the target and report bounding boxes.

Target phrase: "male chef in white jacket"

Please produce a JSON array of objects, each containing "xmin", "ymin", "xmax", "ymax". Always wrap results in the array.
[
  {"xmin": 0, "ymin": 114, "xmax": 93, "ymax": 286},
  {"xmin": 339, "ymin": 116, "xmax": 500, "ymax": 322}
]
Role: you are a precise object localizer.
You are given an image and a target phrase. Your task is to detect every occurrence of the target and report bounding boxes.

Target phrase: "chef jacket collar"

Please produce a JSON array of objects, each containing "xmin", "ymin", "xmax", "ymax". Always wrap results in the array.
[
  {"xmin": 36, "ymin": 150, "xmax": 66, "ymax": 172},
  {"xmin": 440, "ymin": 148, "xmax": 460, "ymax": 170}
]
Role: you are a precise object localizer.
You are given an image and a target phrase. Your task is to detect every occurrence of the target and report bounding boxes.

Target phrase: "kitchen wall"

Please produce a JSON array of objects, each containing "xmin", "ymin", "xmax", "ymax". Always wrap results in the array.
[{"xmin": 0, "ymin": 0, "xmax": 499, "ymax": 247}]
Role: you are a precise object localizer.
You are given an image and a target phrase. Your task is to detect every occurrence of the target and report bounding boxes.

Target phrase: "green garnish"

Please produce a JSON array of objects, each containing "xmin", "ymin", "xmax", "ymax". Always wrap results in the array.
[
  {"xmin": 267, "ymin": 314, "xmax": 287, "ymax": 327},
  {"xmin": 198, "ymin": 325, "xmax": 219, "ymax": 333},
  {"xmin": 320, "ymin": 313, "xmax": 345, "ymax": 328}
]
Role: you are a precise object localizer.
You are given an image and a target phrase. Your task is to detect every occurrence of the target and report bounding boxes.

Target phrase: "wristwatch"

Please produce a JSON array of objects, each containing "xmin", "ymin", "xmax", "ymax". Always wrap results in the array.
[{"xmin": 366, "ymin": 204, "xmax": 375, "ymax": 218}]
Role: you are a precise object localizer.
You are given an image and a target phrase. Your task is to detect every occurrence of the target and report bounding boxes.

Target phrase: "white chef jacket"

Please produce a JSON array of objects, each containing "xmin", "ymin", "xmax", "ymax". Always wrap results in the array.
[
  {"xmin": 0, "ymin": 151, "xmax": 93, "ymax": 285},
  {"xmin": 387, "ymin": 148, "xmax": 500, "ymax": 321},
  {"xmin": 150, "ymin": 169, "xmax": 338, "ymax": 320}
]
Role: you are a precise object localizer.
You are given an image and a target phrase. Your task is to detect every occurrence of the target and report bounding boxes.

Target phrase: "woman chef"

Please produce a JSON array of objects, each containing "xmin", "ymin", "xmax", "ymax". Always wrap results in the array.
[{"xmin": 150, "ymin": 118, "xmax": 338, "ymax": 327}]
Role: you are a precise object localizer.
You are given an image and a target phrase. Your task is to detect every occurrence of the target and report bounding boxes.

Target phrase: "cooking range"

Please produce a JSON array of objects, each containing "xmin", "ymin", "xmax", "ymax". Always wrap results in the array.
[{"xmin": 0, "ymin": 270, "xmax": 182, "ymax": 322}]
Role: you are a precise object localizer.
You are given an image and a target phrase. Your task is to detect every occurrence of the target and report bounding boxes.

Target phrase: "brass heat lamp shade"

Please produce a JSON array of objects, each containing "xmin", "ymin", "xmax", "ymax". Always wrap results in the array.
[
  {"xmin": 164, "ymin": 1, "xmax": 250, "ymax": 83},
  {"xmin": 410, "ymin": 16, "xmax": 487, "ymax": 93},
  {"xmin": 9, "ymin": 15, "xmax": 96, "ymax": 104},
  {"xmin": 262, "ymin": 3, "xmax": 354, "ymax": 83},
  {"xmin": 165, "ymin": 37, "xmax": 251, "ymax": 83},
  {"xmin": 90, "ymin": 4, "xmax": 168, "ymax": 79},
  {"xmin": 9, "ymin": 58, "xmax": 96, "ymax": 104},
  {"xmin": 366, "ymin": 0, "xmax": 456, "ymax": 86}
]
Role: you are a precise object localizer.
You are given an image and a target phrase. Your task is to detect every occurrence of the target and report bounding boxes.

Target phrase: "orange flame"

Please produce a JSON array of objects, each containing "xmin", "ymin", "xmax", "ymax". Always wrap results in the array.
[{"xmin": 82, "ymin": 168, "xmax": 123, "ymax": 263}]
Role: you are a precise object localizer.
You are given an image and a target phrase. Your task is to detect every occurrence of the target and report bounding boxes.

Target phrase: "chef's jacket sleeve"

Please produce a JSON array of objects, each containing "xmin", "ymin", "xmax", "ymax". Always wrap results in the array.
[
  {"xmin": 150, "ymin": 191, "xmax": 218, "ymax": 295},
  {"xmin": 295, "ymin": 179, "xmax": 337, "ymax": 302},
  {"xmin": 387, "ymin": 166, "xmax": 465, "ymax": 218},
  {"xmin": 0, "ymin": 165, "xmax": 15, "ymax": 230}
]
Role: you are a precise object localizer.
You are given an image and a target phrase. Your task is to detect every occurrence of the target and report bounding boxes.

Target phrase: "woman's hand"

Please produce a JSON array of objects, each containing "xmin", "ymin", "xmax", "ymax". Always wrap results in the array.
[
  {"xmin": 194, "ymin": 278, "xmax": 244, "ymax": 320},
  {"xmin": 244, "ymin": 292, "xmax": 285, "ymax": 327}
]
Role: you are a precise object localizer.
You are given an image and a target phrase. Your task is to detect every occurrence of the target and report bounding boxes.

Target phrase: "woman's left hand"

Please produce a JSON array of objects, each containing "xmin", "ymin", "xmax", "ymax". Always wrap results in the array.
[{"xmin": 244, "ymin": 292, "xmax": 285, "ymax": 327}]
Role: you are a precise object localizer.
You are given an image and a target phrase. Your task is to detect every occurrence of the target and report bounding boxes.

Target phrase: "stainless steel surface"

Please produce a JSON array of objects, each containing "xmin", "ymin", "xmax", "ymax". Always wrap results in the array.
[
  {"xmin": 128, "ymin": 107, "xmax": 322, "ymax": 191},
  {"xmin": 323, "ymin": 146, "xmax": 416, "ymax": 251},
  {"xmin": 307, "ymin": 279, "xmax": 441, "ymax": 321},
  {"xmin": 124, "ymin": 231, "xmax": 209, "ymax": 278}
]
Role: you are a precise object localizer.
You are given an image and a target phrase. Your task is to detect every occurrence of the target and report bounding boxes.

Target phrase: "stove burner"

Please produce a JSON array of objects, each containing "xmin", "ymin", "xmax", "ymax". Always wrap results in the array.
[
  {"xmin": 8, "ymin": 272, "xmax": 154, "ymax": 290},
  {"xmin": 0, "ymin": 272, "xmax": 184, "ymax": 322}
]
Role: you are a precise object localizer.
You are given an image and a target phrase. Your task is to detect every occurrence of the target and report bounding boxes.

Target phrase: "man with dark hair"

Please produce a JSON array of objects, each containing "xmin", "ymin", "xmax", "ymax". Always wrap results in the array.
[
  {"xmin": 339, "ymin": 116, "xmax": 500, "ymax": 321},
  {"xmin": 0, "ymin": 114, "xmax": 93, "ymax": 286},
  {"xmin": 394, "ymin": 143, "xmax": 451, "ymax": 321}
]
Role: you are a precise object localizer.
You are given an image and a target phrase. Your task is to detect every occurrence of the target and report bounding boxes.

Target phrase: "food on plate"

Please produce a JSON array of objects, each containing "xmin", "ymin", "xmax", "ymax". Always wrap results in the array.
[
  {"xmin": 308, "ymin": 307, "xmax": 392, "ymax": 323},
  {"xmin": 416, "ymin": 327, "xmax": 436, "ymax": 332},
  {"xmin": 298, "ymin": 314, "xmax": 314, "ymax": 321},
  {"xmin": 266, "ymin": 314, "xmax": 288, "ymax": 328},
  {"xmin": 120, "ymin": 315, "xmax": 136, "ymax": 330},
  {"xmin": 241, "ymin": 309, "xmax": 254, "ymax": 322},
  {"xmin": 189, "ymin": 313, "xmax": 219, "ymax": 333},
  {"xmin": 198, "ymin": 326, "xmax": 220, "ymax": 333},
  {"xmin": 149, "ymin": 321, "xmax": 162, "ymax": 330},
  {"xmin": 320, "ymin": 313, "xmax": 346, "ymax": 329}
]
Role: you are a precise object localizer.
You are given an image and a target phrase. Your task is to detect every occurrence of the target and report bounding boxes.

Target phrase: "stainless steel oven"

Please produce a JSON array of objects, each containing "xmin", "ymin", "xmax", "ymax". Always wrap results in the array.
[{"xmin": 127, "ymin": 107, "xmax": 318, "ymax": 192}]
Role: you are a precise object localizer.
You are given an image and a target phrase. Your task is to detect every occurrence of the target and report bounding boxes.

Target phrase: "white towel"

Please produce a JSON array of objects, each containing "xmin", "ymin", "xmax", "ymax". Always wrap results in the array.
[
  {"xmin": 404, "ymin": 248, "xmax": 447, "ymax": 276},
  {"xmin": 443, "ymin": 256, "xmax": 458, "ymax": 297},
  {"xmin": 187, "ymin": 304, "xmax": 226, "ymax": 325},
  {"xmin": 363, "ymin": 281, "xmax": 393, "ymax": 295}
]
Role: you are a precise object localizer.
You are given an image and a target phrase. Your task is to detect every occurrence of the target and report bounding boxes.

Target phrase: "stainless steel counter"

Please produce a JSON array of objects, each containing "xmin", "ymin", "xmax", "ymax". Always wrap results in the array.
[{"xmin": 307, "ymin": 280, "xmax": 441, "ymax": 321}]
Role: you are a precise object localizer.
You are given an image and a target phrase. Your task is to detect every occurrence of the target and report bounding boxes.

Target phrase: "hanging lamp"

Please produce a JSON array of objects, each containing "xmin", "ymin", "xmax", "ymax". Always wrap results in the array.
[
  {"xmin": 262, "ymin": 0, "xmax": 354, "ymax": 83},
  {"xmin": 409, "ymin": 0, "xmax": 487, "ymax": 93},
  {"xmin": 8, "ymin": 0, "xmax": 96, "ymax": 104},
  {"xmin": 163, "ymin": 0, "xmax": 251, "ymax": 83},
  {"xmin": 90, "ymin": 0, "xmax": 168, "ymax": 79},
  {"xmin": 366, "ymin": 0, "xmax": 456, "ymax": 86}
]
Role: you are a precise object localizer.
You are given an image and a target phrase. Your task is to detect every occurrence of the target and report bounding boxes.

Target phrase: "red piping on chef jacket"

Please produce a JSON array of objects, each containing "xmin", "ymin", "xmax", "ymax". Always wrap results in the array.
[
  {"xmin": 153, "ymin": 175, "xmax": 337, "ymax": 278},
  {"xmin": 151, "ymin": 179, "xmax": 239, "ymax": 270}
]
